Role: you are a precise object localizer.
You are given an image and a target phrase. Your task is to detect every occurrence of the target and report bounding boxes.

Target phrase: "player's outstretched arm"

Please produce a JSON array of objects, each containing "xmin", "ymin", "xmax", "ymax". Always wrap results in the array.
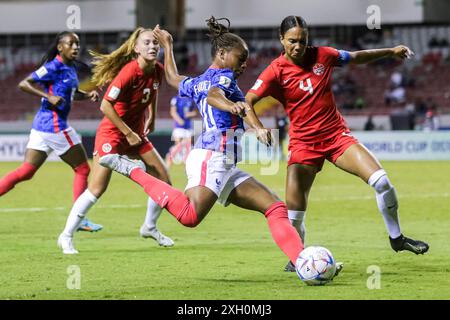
[
  {"xmin": 74, "ymin": 89, "xmax": 99, "ymax": 102},
  {"xmin": 349, "ymin": 45, "xmax": 414, "ymax": 64},
  {"xmin": 244, "ymin": 92, "xmax": 272, "ymax": 146},
  {"xmin": 153, "ymin": 25, "xmax": 186, "ymax": 90}
]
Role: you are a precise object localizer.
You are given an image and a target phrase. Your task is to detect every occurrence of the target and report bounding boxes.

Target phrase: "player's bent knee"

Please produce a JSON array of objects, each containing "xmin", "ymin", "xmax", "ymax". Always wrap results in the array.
[
  {"xmin": 368, "ymin": 169, "xmax": 394, "ymax": 194},
  {"xmin": 18, "ymin": 162, "xmax": 38, "ymax": 181},
  {"xmin": 74, "ymin": 162, "xmax": 90, "ymax": 176}
]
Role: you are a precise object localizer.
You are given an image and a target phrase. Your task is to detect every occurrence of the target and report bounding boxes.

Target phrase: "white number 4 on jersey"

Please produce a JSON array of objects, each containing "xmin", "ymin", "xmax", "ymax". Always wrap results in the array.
[{"xmin": 300, "ymin": 78, "xmax": 314, "ymax": 95}]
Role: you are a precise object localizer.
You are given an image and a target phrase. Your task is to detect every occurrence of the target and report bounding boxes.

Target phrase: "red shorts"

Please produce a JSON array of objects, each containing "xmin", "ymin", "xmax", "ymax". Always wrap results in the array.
[
  {"xmin": 93, "ymin": 133, "xmax": 154, "ymax": 158},
  {"xmin": 287, "ymin": 132, "xmax": 359, "ymax": 171}
]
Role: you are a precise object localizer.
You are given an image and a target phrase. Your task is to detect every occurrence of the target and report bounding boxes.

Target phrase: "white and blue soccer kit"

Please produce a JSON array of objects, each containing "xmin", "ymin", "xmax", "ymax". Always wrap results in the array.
[
  {"xmin": 178, "ymin": 67, "xmax": 251, "ymax": 206},
  {"xmin": 26, "ymin": 55, "xmax": 82, "ymax": 156}
]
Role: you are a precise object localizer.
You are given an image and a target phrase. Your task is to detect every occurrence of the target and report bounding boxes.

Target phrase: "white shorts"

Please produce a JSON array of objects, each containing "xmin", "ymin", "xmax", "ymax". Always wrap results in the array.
[
  {"xmin": 26, "ymin": 127, "xmax": 82, "ymax": 156},
  {"xmin": 185, "ymin": 148, "xmax": 251, "ymax": 206},
  {"xmin": 172, "ymin": 128, "xmax": 193, "ymax": 140}
]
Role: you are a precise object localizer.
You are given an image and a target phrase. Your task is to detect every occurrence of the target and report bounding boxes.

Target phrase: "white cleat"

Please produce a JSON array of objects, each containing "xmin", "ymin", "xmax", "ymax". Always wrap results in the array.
[
  {"xmin": 99, "ymin": 154, "xmax": 146, "ymax": 177},
  {"xmin": 140, "ymin": 224, "xmax": 175, "ymax": 247},
  {"xmin": 57, "ymin": 233, "xmax": 79, "ymax": 255}
]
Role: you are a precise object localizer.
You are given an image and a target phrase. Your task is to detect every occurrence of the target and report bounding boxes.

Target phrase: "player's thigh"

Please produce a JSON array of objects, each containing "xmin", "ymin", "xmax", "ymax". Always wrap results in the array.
[
  {"xmin": 228, "ymin": 177, "xmax": 280, "ymax": 214},
  {"xmin": 24, "ymin": 148, "xmax": 48, "ymax": 168},
  {"xmin": 185, "ymin": 186, "xmax": 218, "ymax": 221},
  {"xmin": 334, "ymin": 143, "xmax": 382, "ymax": 182},
  {"xmin": 59, "ymin": 144, "xmax": 89, "ymax": 169},
  {"xmin": 87, "ymin": 154, "xmax": 113, "ymax": 197},
  {"xmin": 286, "ymin": 163, "xmax": 319, "ymax": 208},
  {"xmin": 139, "ymin": 148, "xmax": 171, "ymax": 183}
]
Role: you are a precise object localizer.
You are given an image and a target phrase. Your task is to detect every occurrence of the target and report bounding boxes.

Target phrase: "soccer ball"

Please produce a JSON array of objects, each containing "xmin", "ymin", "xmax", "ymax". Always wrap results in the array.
[{"xmin": 295, "ymin": 246, "xmax": 336, "ymax": 286}]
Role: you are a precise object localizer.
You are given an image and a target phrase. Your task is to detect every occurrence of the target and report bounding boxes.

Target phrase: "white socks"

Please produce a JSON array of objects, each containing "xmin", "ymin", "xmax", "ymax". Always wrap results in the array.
[
  {"xmin": 368, "ymin": 169, "xmax": 401, "ymax": 239},
  {"xmin": 288, "ymin": 210, "xmax": 306, "ymax": 244},
  {"xmin": 144, "ymin": 197, "xmax": 162, "ymax": 230},
  {"xmin": 62, "ymin": 189, "xmax": 98, "ymax": 237}
]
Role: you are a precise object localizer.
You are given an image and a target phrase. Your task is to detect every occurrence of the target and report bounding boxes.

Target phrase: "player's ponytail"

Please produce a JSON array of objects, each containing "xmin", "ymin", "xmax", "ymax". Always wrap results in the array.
[
  {"xmin": 205, "ymin": 16, "xmax": 246, "ymax": 58},
  {"xmin": 37, "ymin": 31, "xmax": 73, "ymax": 68},
  {"xmin": 89, "ymin": 27, "xmax": 151, "ymax": 87},
  {"xmin": 279, "ymin": 16, "xmax": 308, "ymax": 38}
]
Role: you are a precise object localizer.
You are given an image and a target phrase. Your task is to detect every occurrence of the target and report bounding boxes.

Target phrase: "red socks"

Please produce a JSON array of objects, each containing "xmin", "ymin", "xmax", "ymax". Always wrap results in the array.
[
  {"xmin": 265, "ymin": 201, "xmax": 304, "ymax": 264},
  {"xmin": 0, "ymin": 162, "xmax": 37, "ymax": 196},
  {"xmin": 130, "ymin": 168, "xmax": 200, "ymax": 227},
  {"xmin": 73, "ymin": 162, "xmax": 90, "ymax": 202}
]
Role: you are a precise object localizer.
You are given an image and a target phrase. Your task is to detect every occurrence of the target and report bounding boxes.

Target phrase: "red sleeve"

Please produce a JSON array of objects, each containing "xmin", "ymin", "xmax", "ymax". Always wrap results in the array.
[
  {"xmin": 320, "ymin": 46, "xmax": 340, "ymax": 66},
  {"xmin": 104, "ymin": 64, "xmax": 134, "ymax": 103},
  {"xmin": 248, "ymin": 63, "xmax": 283, "ymax": 102}
]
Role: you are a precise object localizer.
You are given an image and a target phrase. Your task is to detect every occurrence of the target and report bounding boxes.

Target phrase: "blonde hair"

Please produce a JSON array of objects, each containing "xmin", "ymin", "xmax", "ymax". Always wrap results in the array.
[{"xmin": 90, "ymin": 27, "xmax": 152, "ymax": 86}]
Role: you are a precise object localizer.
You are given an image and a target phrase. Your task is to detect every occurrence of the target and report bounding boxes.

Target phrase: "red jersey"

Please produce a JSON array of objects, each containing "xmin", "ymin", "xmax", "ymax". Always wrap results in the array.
[
  {"xmin": 98, "ymin": 59, "xmax": 163, "ymax": 136},
  {"xmin": 248, "ymin": 46, "xmax": 349, "ymax": 143}
]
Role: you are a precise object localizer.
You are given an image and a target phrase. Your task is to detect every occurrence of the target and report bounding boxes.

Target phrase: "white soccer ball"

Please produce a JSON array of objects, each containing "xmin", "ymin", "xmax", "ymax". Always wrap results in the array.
[{"xmin": 296, "ymin": 246, "xmax": 337, "ymax": 286}]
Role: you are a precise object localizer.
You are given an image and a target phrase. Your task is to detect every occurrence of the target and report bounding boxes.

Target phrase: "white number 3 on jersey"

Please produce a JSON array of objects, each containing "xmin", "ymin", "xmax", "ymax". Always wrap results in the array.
[
  {"xmin": 299, "ymin": 78, "xmax": 314, "ymax": 95},
  {"xmin": 141, "ymin": 88, "xmax": 151, "ymax": 103}
]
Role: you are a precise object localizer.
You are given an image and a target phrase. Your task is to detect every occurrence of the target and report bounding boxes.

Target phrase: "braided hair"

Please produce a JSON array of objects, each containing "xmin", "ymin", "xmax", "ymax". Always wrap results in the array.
[{"xmin": 205, "ymin": 16, "xmax": 246, "ymax": 58}]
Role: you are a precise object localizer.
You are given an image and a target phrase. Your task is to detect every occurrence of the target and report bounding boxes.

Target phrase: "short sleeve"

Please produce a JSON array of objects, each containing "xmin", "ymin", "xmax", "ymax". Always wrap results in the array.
[
  {"xmin": 178, "ymin": 77, "xmax": 194, "ymax": 99},
  {"xmin": 104, "ymin": 66, "xmax": 134, "ymax": 103},
  {"xmin": 31, "ymin": 61, "xmax": 57, "ymax": 84},
  {"xmin": 320, "ymin": 46, "xmax": 346, "ymax": 67},
  {"xmin": 248, "ymin": 64, "xmax": 281, "ymax": 100},
  {"xmin": 170, "ymin": 96, "xmax": 177, "ymax": 106},
  {"xmin": 210, "ymin": 69, "xmax": 235, "ymax": 98}
]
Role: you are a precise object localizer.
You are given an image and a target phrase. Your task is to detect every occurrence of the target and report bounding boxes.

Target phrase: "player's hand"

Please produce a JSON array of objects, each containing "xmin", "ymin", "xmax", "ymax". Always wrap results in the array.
[
  {"xmin": 153, "ymin": 25, "xmax": 173, "ymax": 48},
  {"xmin": 392, "ymin": 45, "xmax": 414, "ymax": 59},
  {"xmin": 230, "ymin": 102, "xmax": 248, "ymax": 117},
  {"xmin": 255, "ymin": 128, "xmax": 273, "ymax": 147},
  {"xmin": 47, "ymin": 95, "xmax": 64, "ymax": 107},
  {"xmin": 125, "ymin": 131, "xmax": 142, "ymax": 146},
  {"xmin": 87, "ymin": 90, "xmax": 100, "ymax": 102}
]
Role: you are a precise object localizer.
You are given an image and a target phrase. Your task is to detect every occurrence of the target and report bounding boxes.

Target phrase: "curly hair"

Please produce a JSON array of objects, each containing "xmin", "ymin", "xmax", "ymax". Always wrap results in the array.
[{"xmin": 205, "ymin": 16, "xmax": 246, "ymax": 58}]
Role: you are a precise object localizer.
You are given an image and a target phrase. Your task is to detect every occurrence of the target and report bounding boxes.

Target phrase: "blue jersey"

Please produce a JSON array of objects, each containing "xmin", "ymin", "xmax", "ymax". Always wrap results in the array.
[
  {"xmin": 170, "ymin": 95, "xmax": 195, "ymax": 130},
  {"xmin": 178, "ymin": 68, "xmax": 245, "ymax": 160},
  {"xmin": 31, "ymin": 55, "xmax": 79, "ymax": 133}
]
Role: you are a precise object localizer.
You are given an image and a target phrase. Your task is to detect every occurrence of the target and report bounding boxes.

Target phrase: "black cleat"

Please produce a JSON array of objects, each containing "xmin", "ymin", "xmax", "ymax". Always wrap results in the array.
[
  {"xmin": 284, "ymin": 260, "xmax": 296, "ymax": 272},
  {"xmin": 389, "ymin": 234, "xmax": 429, "ymax": 255}
]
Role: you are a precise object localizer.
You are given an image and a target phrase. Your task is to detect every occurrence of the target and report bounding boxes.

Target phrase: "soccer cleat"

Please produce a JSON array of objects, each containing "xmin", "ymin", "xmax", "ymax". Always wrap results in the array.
[
  {"xmin": 332, "ymin": 262, "xmax": 344, "ymax": 279},
  {"xmin": 140, "ymin": 224, "xmax": 175, "ymax": 247},
  {"xmin": 99, "ymin": 154, "xmax": 146, "ymax": 177},
  {"xmin": 284, "ymin": 260, "xmax": 296, "ymax": 272},
  {"xmin": 77, "ymin": 218, "xmax": 103, "ymax": 232},
  {"xmin": 389, "ymin": 234, "xmax": 429, "ymax": 255},
  {"xmin": 57, "ymin": 233, "xmax": 79, "ymax": 255}
]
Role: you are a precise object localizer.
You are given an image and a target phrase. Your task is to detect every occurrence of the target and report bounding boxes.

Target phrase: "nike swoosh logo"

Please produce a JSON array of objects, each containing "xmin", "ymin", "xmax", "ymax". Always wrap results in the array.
[
  {"xmin": 283, "ymin": 79, "xmax": 292, "ymax": 84},
  {"xmin": 63, "ymin": 79, "xmax": 70, "ymax": 83}
]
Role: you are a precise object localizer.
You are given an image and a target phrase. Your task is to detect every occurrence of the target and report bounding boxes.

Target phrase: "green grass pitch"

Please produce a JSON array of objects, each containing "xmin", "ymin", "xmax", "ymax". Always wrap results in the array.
[{"xmin": 0, "ymin": 160, "xmax": 449, "ymax": 299}]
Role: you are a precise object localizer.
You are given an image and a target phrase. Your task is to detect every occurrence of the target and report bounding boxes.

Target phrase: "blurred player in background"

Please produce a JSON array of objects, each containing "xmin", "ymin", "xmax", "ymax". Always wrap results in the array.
[
  {"xmin": 0, "ymin": 31, "xmax": 102, "ymax": 232},
  {"xmin": 98, "ymin": 18, "xmax": 313, "ymax": 273},
  {"xmin": 58, "ymin": 27, "xmax": 174, "ymax": 254},
  {"xmin": 165, "ymin": 94, "xmax": 197, "ymax": 167},
  {"xmin": 246, "ymin": 15, "xmax": 429, "ymax": 272}
]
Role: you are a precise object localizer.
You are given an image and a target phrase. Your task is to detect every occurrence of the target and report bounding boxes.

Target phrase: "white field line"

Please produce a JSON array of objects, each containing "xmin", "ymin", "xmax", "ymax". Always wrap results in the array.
[{"xmin": 0, "ymin": 192, "xmax": 449, "ymax": 213}]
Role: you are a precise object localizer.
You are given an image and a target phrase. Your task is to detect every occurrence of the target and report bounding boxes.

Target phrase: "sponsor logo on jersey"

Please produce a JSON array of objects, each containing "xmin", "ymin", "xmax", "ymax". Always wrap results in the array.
[
  {"xmin": 313, "ymin": 63, "xmax": 325, "ymax": 76},
  {"xmin": 215, "ymin": 178, "xmax": 222, "ymax": 186},
  {"xmin": 102, "ymin": 143, "xmax": 112, "ymax": 154},
  {"xmin": 108, "ymin": 86, "xmax": 121, "ymax": 100},
  {"xmin": 219, "ymin": 76, "xmax": 232, "ymax": 88},
  {"xmin": 35, "ymin": 66, "xmax": 48, "ymax": 78}
]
